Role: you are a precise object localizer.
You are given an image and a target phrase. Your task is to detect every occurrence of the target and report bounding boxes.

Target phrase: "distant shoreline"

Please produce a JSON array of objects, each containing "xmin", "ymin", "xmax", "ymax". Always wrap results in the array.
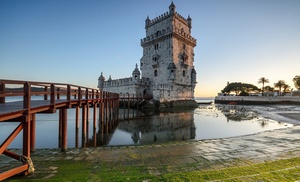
[{"xmin": 215, "ymin": 96, "xmax": 300, "ymax": 105}]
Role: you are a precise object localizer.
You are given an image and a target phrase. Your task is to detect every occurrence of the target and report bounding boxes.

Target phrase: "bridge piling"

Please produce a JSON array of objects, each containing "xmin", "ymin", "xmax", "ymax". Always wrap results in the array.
[
  {"xmin": 30, "ymin": 114, "xmax": 36, "ymax": 153},
  {"xmin": 61, "ymin": 108, "xmax": 67, "ymax": 152},
  {"xmin": 82, "ymin": 105, "xmax": 87, "ymax": 148},
  {"xmin": 58, "ymin": 110, "xmax": 62, "ymax": 148},
  {"xmin": 86, "ymin": 104, "xmax": 90, "ymax": 142}
]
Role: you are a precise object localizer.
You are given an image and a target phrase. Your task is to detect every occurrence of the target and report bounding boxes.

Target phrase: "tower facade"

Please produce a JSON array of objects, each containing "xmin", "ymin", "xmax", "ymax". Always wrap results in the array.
[
  {"xmin": 140, "ymin": 2, "xmax": 197, "ymax": 102},
  {"xmin": 98, "ymin": 2, "xmax": 197, "ymax": 102}
]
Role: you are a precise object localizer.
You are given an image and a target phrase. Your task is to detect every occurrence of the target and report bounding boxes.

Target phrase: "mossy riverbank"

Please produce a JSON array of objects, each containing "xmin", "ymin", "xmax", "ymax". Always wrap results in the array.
[{"xmin": 5, "ymin": 156, "xmax": 300, "ymax": 181}]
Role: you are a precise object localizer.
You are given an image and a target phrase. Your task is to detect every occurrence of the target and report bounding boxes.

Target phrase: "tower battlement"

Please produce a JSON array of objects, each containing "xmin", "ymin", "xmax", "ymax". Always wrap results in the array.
[
  {"xmin": 174, "ymin": 12, "xmax": 189, "ymax": 25},
  {"xmin": 140, "ymin": 25, "xmax": 196, "ymax": 46},
  {"xmin": 145, "ymin": 12, "xmax": 170, "ymax": 28},
  {"xmin": 103, "ymin": 77, "xmax": 150, "ymax": 87}
]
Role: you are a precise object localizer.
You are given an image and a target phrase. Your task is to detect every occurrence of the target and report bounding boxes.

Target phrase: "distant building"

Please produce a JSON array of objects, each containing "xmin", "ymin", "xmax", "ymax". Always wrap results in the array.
[{"xmin": 98, "ymin": 2, "xmax": 197, "ymax": 102}]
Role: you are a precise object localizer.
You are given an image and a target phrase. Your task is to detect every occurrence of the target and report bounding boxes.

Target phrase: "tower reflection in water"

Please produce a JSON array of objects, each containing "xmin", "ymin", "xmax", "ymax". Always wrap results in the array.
[{"xmin": 85, "ymin": 109, "xmax": 196, "ymax": 147}]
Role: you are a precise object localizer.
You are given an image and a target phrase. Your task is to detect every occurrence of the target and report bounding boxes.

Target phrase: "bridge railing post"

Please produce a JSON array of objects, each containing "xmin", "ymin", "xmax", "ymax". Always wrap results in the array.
[
  {"xmin": 50, "ymin": 84, "xmax": 55, "ymax": 105},
  {"xmin": 50, "ymin": 84, "xmax": 56, "ymax": 113},
  {"xmin": 96, "ymin": 90, "xmax": 99, "ymax": 103},
  {"xmin": 23, "ymin": 82, "xmax": 31, "ymax": 110},
  {"xmin": 43, "ymin": 86, "xmax": 48, "ymax": 100},
  {"xmin": 67, "ymin": 85, "xmax": 71, "ymax": 108},
  {"xmin": 56, "ymin": 87, "xmax": 60, "ymax": 100},
  {"xmin": 78, "ymin": 87, "xmax": 82, "ymax": 106},
  {"xmin": 0, "ymin": 82, "xmax": 5, "ymax": 104},
  {"xmin": 85, "ymin": 88, "xmax": 89, "ymax": 101},
  {"xmin": 92, "ymin": 89, "xmax": 95, "ymax": 102}
]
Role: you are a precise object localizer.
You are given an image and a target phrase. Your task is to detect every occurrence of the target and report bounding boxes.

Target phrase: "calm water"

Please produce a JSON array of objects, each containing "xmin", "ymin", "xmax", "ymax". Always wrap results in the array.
[{"xmin": 0, "ymin": 97, "xmax": 293, "ymax": 148}]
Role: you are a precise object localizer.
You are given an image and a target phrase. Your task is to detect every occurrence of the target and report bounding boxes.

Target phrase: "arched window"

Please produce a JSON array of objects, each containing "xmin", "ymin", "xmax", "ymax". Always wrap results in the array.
[
  {"xmin": 183, "ymin": 70, "xmax": 185, "ymax": 77},
  {"xmin": 154, "ymin": 70, "xmax": 158, "ymax": 76},
  {"xmin": 156, "ymin": 31, "xmax": 160, "ymax": 37}
]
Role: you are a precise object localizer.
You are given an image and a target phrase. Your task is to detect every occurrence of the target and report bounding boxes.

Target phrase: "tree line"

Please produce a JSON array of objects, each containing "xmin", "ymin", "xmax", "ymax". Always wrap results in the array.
[{"xmin": 221, "ymin": 75, "xmax": 300, "ymax": 96}]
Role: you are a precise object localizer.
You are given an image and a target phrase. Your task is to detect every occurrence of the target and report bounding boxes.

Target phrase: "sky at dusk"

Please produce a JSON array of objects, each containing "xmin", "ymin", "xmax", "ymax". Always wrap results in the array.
[{"xmin": 1, "ymin": 0, "xmax": 299, "ymax": 97}]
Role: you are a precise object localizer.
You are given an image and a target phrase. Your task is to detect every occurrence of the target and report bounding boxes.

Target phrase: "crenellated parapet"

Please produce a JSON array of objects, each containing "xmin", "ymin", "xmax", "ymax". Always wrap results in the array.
[
  {"xmin": 141, "ymin": 8, "xmax": 196, "ymax": 47},
  {"xmin": 103, "ymin": 77, "xmax": 150, "ymax": 87},
  {"xmin": 145, "ymin": 11, "xmax": 170, "ymax": 28},
  {"xmin": 174, "ymin": 12, "xmax": 189, "ymax": 26},
  {"xmin": 173, "ymin": 26, "xmax": 197, "ymax": 46},
  {"xmin": 140, "ymin": 25, "xmax": 196, "ymax": 46},
  {"xmin": 145, "ymin": 11, "xmax": 190, "ymax": 29},
  {"xmin": 140, "ymin": 27, "xmax": 172, "ymax": 46}
]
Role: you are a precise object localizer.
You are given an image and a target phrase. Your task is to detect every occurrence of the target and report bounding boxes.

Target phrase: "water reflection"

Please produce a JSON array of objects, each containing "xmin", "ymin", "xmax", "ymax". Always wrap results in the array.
[
  {"xmin": 85, "ymin": 105, "xmax": 292, "ymax": 147},
  {"xmin": 216, "ymin": 105, "xmax": 258, "ymax": 122},
  {"xmin": 1, "ymin": 105, "xmax": 293, "ymax": 149},
  {"xmin": 117, "ymin": 109, "xmax": 196, "ymax": 145},
  {"xmin": 85, "ymin": 109, "xmax": 196, "ymax": 147},
  {"xmin": 215, "ymin": 105, "xmax": 273, "ymax": 127}
]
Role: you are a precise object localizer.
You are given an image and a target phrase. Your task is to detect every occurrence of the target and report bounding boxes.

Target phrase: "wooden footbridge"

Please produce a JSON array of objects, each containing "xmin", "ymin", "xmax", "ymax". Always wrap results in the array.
[{"xmin": 0, "ymin": 79, "xmax": 122, "ymax": 181}]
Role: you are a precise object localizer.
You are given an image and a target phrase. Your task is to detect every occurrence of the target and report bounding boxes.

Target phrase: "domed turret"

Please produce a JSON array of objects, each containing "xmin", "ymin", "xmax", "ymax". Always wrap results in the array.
[
  {"xmin": 132, "ymin": 64, "xmax": 140, "ymax": 82},
  {"xmin": 169, "ymin": 1, "xmax": 176, "ymax": 15},
  {"xmin": 107, "ymin": 75, "xmax": 112, "ymax": 82},
  {"xmin": 98, "ymin": 72, "xmax": 105, "ymax": 90},
  {"xmin": 145, "ymin": 16, "xmax": 151, "ymax": 28}
]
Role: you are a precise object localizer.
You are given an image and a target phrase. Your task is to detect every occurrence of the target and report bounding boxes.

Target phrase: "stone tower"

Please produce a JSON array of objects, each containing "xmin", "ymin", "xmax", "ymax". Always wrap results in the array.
[{"xmin": 140, "ymin": 2, "xmax": 197, "ymax": 102}]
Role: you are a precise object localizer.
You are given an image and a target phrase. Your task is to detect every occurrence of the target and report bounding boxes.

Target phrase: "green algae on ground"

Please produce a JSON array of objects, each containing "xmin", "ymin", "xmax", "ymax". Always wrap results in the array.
[
  {"xmin": 4, "ymin": 157, "xmax": 300, "ymax": 181},
  {"xmin": 159, "ymin": 157, "xmax": 300, "ymax": 182}
]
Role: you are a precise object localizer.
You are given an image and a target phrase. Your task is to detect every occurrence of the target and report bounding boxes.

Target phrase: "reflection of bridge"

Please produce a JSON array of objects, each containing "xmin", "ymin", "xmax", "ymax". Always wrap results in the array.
[
  {"xmin": 85, "ymin": 109, "xmax": 145, "ymax": 147},
  {"xmin": 0, "ymin": 80, "xmax": 118, "ymax": 180}
]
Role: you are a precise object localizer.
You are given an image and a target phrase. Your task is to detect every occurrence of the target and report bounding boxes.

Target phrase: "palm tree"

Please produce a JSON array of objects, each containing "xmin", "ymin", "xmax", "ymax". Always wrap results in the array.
[
  {"xmin": 258, "ymin": 77, "xmax": 269, "ymax": 95},
  {"xmin": 274, "ymin": 80, "xmax": 286, "ymax": 96}
]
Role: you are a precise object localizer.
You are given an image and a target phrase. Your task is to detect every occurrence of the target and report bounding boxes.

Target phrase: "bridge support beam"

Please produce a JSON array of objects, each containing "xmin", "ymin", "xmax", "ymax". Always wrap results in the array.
[
  {"xmin": 30, "ymin": 114, "xmax": 36, "ymax": 152},
  {"xmin": 59, "ymin": 108, "xmax": 68, "ymax": 151},
  {"xmin": 75, "ymin": 106, "xmax": 79, "ymax": 148},
  {"xmin": 60, "ymin": 108, "xmax": 68, "ymax": 152},
  {"xmin": 82, "ymin": 105, "xmax": 87, "ymax": 148},
  {"xmin": 93, "ymin": 103, "xmax": 97, "ymax": 147}
]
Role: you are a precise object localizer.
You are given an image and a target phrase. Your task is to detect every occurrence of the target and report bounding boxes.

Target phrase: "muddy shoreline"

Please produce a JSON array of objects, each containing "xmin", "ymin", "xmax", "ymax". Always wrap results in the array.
[{"xmin": 223, "ymin": 104, "xmax": 300, "ymax": 125}]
